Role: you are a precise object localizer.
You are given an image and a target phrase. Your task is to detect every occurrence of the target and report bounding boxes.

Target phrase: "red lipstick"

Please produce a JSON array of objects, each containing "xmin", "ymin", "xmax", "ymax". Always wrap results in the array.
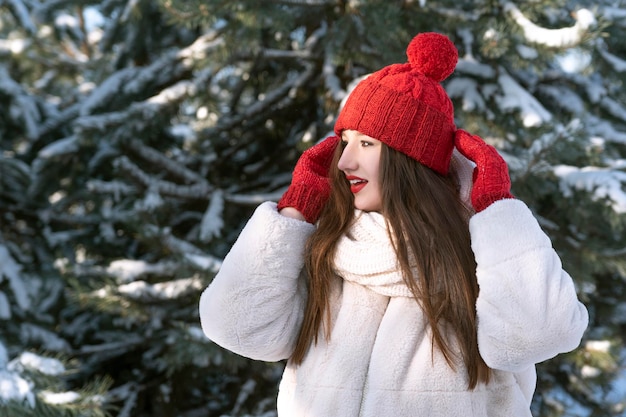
[{"xmin": 346, "ymin": 175, "xmax": 367, "ymax": 194}]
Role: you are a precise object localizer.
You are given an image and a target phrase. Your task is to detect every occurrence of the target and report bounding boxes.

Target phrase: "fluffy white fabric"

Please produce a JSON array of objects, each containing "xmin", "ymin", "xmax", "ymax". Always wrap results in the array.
[
  {"xmin": 333, "ymin": 209, "xmax": 413, "ymax": 297},
  {"xmin": 200, "ymin": 191, "xmax": 588, "ymax": 417}
]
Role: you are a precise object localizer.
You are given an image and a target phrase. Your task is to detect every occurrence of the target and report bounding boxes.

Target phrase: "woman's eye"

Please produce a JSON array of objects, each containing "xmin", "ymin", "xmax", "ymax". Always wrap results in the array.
[{"xmin": 361, "ymin": 141, "xmax": 372, "ymax": 147}]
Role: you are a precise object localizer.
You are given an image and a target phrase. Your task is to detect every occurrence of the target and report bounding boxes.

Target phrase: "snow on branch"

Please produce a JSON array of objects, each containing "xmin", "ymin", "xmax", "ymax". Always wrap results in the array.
[
  {"xmin": 79, "ymin": 67, "xmax": 137, "ymax": 116},
  {"xmin": 117, "ymin": 277, "xmax": 204, "ymax": 302},
  {"xmin": 114, "ymin": 156, "xmax": 213, "ymax": 199},
  {"xmin": 446, "ymin": 77, "xmax": 487, "ymax": 113},
  {"xmin": 6, "ymin": 0, "xmax": 37, "ymax": 35},
  {"xmin": 587, "ymin": 115, "xmax": 626, "ymax": 145},
  {"xmin": 106, "ymin": 259, "xmax": 182, "ymax": 284},
  {"xmin": 598, "ymin": 46, "xmax": 626, "ymax": 73},
  {"xmin": 177, "ymin": 29, "xmax": 224, "ymax": 62},
  {"xmin": 0, "ymin": 67, "xmax": 41, "ymax": 140},
  {"xmin": 505, "ymin": 3, "xmax": 596, "ymax": 48},
  {"xmin": 36, "ymin": 136, "xmax": 79, "ymax": 159},
  {"xmin": 496, "ymin": 69, "xmax": 552, "ymax": 128},
  {"xmin": 87, "ymin": 179, "xmax": 138, "ymax": 199},
  {"xmin": 224, "ymin": 191, "xmax": 284, "ymax": 205},
  {"xmin": 0, "ymin": 341, "xmax": 35, "ymax": 407},
  {"xmin": 324, "ymin": 49, "xmax": 346, "ymax": 102},
  {"xmin": 600, "ymin": 96, "xmax": 626, "ymax": 123},
  {"xmin": 127, "ymin": 139, "xmax": 207, "ymax": 185},
  {"xmin": 206, "ymin": 25, "xmax": 323, "ymax": 133},
  {"xmin": 40, "ymin": 31, "xmax": 221, "ymax": 141},
  {"xmin": 264, "ymin": 0, "xmax": 335, "ymax": 4},
  {"xmin": 73, "ymin": 81, "xmax": 196, "ymax": 140},
  {"xmin": 140, "ymin": 225, "xmax": 223, "ymax": 272},
  {"xmin": 0, "ymin": 243, "xmax": 31, "ymax": 312},
  {"xmin": 209, "ymin": 62, "xmax": 317, "ymax": 134},
  {"xmin": 554, "ymin": 165, "xmax": 626, "ymax": 214},
  {"xmin": 199, "ymin": 189, "xmax": 224, "ymax": 242},
  {"xmin": 257, "ymin": 49, "xmax": 313, "ymax": 60}
]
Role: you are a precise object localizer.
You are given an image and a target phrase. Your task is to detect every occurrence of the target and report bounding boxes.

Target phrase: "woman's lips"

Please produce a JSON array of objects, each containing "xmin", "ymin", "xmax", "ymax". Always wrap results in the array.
[{"xmin": 346, "ymin": 176, "xmax": 367, "ymax": 194}]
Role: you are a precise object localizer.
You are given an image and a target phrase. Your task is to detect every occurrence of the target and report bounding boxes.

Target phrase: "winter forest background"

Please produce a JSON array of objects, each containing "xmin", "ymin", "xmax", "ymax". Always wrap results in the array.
[{"xmin": 1, "ymin": 0, "xmax": 625, "ymax": 416}]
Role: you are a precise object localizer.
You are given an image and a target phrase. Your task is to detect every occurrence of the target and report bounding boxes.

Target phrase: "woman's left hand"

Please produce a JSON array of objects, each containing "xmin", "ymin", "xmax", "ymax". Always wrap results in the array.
[{"xmin": 454, "ymin": 129, "xmax": 514, "ymax": 212}]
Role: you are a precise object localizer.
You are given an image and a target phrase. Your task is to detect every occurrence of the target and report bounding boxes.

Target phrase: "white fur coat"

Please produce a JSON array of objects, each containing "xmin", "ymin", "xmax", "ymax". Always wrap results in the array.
[{"xmin": 199, "ymin": 159, "xmax": 588, "ymax": 416}]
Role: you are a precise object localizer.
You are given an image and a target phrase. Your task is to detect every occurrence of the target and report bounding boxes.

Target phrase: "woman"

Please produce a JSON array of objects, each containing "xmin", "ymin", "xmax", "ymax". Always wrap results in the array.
[{"xmin": 199, "ymin": 32, "xmax": 588, "ymax": 416}]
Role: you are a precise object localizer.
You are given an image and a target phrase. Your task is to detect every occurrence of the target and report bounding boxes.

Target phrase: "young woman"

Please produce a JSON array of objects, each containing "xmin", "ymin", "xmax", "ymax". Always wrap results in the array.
[{"xmin": 199, "ymin": 33, "xmax": 588, "ymax": 416}]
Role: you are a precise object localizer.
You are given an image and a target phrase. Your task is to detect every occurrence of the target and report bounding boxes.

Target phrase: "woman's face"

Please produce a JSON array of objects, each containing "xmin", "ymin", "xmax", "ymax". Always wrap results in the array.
[{"xmin": 337, "ymin": 130, "xmax": 383, "ymax": 212}]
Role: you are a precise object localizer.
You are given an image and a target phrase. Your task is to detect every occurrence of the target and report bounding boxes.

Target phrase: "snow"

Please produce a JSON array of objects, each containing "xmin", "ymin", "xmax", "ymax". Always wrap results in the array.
[
  {"xmin": 7, "ymin": 0, "xmax": 36, "ymax": 34},
  {"xmin": 586, "ymin": 116, "xmax": 626, "ymax": 145},
  {"xmin": 117, "ymin": 277, "xmax": 204, "ymax": 301},
  {"xmin": 40, "ymin": 391, "xmax": 81, "ymax": 405},
  {"xmin": 184, "ymin": 253, "xmax": 223, "ymax": 273},
  {"xmin": 106, "ymin": 259, "xmax": 186, "ymax": 284},
  {"xmin": 554, "ymin": 165, "xmax": 626, "ymax": 213},
  {"xmin": 505, "ymin": 3, "xmax": 596, "ymax": 48},
  {"xmin": 599, "ymin": 48, "xmax": 626, "ymax": 72},
  {"xmin": 200, "ymin": 190, "xmax": 224, "ymax": 242},
  {"xmin": 537, "ymin": 85, "xmax": 585, "ymax": 114},
  {"xmin": 54, "ymin": 13, "xmax": 80, "ymax": 30},
  {"xmin": 542, "ymin": 386, "xmax": 588, "ymax": 417},
  {"xmin": 0, "ymin": 67, "xmax": 41, "ymax": 139},
  {"xmin": 107, "ymin": 259, "xmax": 154, "ymax": 283},
  {"xmin": 557, "ymin": 49, "xmax": 592, "ymax": 74},
  {"xmin": 80, "ymin": 68, "xmax": 138, "ymax": 116},
  {"xmin": 9, "ymin": 352, "xmax": 65, "ymax": 376},
  {"xmin": 84, "ymin": 6, "xmax": 105, "ymax": 31},
  {"xmin": 605, "ymin": 360, "xmax": 626, "ymax": 408},
  {"xmin": 0, "ymin": 343, "xmax": 6, "ymax": 367},
  {"xmin": 0, "ymin": 244, "xmax": 30, "ymax": 311},
  {"xmin": 601, "ymin": 96, "xmax": 626, "ymax": 121},
  {"xmin": 0, "ymin": 38, "xmax": 29, "ymax": 54},
  {"xmin": 136, "ymin": 187, "xmax": 164, "ymax": 212},
  {"xmin": 20, "ymin": 324, "xmax": 71, "ymax": 352},
  {"xmin": 585, "ymin": 340, "xmax": 611, "ymax": 353},
  {"xmin": 0, "ymin": 292, "xmax": 10, "ymax": 319},
  {"xmin": 36, "ymin": 136, "xmax": 79, "ymax": 159},
  {"xmin": 0, "ymin": 370, "xmax": 34, "ymax": 407},
  {"xmin": 446, "ymin": 77, "xmax": 486, "ymax": 113},
  {"xmin": 496, "ymin": 71, "xmax": 552, "ymax": 127},
  {"xmin": 0, "ymin": 342, "xmax": 34, "ymax": 407},
  {"xmin": 187, "ymin": 325, "xmax": 208, "ymax": 342},
  {"xmin": 0, "ymin": 350, "xmax": 76, "ymax": 408}
]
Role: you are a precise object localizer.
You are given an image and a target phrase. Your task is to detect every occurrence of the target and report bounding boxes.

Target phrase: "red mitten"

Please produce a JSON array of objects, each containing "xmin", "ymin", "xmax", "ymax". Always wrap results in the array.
[
  {"xmin": 277, "ymin": 135, "xmax": 340, "ymax": 223},
  {"xmin": 454, "ymin": 129, "xmax": 514, "ymax": 212}
]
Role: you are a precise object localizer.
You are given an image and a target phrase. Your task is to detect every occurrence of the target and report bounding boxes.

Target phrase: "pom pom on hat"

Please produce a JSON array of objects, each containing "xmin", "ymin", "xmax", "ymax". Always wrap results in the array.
[
  {"xmin": 407, "ymin": 32, "xmax": 458, "ymax": 82},
  {"xmin": 335, "ymin": 32, "xmax": 458, "ymax": 175}
]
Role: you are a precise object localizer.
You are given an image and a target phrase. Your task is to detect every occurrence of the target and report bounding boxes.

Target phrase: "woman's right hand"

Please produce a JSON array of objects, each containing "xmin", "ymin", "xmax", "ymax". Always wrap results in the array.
[{"xmin": 277, "ymin": 135, "xmax": 340, "ymax": 224}]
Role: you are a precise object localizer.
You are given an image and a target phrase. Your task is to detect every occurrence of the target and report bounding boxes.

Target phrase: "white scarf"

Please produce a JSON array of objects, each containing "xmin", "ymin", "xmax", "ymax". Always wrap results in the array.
[{"xmin": 333, "ymin": 210, "xmax": 414, "ymax": 298}]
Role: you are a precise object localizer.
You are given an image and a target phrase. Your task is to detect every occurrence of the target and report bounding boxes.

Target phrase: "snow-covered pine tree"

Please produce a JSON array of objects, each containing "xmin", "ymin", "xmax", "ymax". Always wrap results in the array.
[{"xmin": 0, "ymin": 0, "xmax": 624, "ymax": 416}]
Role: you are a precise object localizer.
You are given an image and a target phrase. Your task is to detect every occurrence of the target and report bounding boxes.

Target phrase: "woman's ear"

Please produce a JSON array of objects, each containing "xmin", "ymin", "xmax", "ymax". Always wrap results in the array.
[{"xmin": 450, "ymin": 148, "xmax": 476, "ymax": 212}]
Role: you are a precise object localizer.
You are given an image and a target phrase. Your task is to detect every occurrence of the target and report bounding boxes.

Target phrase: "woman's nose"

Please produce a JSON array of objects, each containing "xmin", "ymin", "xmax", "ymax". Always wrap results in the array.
[{"xmin": 337, "ymin": 143, "xmax": 355, "ymax": 172}]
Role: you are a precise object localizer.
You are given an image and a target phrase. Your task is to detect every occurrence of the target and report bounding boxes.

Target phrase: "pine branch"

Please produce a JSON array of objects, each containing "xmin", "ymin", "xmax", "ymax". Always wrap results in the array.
[
  {"xmin": 127, "ymin": 139, "xmax": 208, "ymax": 185},
  {"xmin": 224, "ymin": 191, "xmax": 284, "ymax": 206},
  {"xmin": 113, "ymin": 156, "xmax": 214, "ymax": 199},
  {"xmin": 206, "ymin": 61, "xmax": 317, "ymax": 135}
]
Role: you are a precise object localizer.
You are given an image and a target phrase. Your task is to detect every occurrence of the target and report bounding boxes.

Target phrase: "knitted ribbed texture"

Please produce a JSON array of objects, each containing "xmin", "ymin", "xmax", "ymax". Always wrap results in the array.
[
  {"xmin": 333, "ymin": 210, "xmax": 414, "ymax": 297},
  {"xmin": 335, "ymin": 32, "xmax": 458, "ymax": 175},
  {"xmin": 454, "ymin": 129, "xmax": 515, "ymax": 212},
  {"xmin": 277, "ymin": 136, "xmax": 339, "ymax": 223}
]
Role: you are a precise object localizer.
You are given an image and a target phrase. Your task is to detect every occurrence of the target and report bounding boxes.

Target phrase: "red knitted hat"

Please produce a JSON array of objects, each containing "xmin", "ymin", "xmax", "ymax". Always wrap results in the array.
[{"xmin": 334, "ymin": 32, "xmax": 458, "ymax": 175}]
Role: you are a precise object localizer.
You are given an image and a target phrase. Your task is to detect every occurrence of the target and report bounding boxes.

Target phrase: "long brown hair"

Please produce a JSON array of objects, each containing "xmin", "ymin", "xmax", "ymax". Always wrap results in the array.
[{"xmin": 290, "ymin": 142, "xmax": 490, "ymax": 389}]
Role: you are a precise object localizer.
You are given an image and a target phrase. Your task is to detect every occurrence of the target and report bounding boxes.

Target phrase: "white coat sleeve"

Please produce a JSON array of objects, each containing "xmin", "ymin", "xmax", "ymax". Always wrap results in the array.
[
  {"xmin": 471, "ymin": 199, "xmax": 588, "ymax": 373},
  {"xmin": 199, "ymin": 201, "xmax": 315, "ymax": 362}
]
